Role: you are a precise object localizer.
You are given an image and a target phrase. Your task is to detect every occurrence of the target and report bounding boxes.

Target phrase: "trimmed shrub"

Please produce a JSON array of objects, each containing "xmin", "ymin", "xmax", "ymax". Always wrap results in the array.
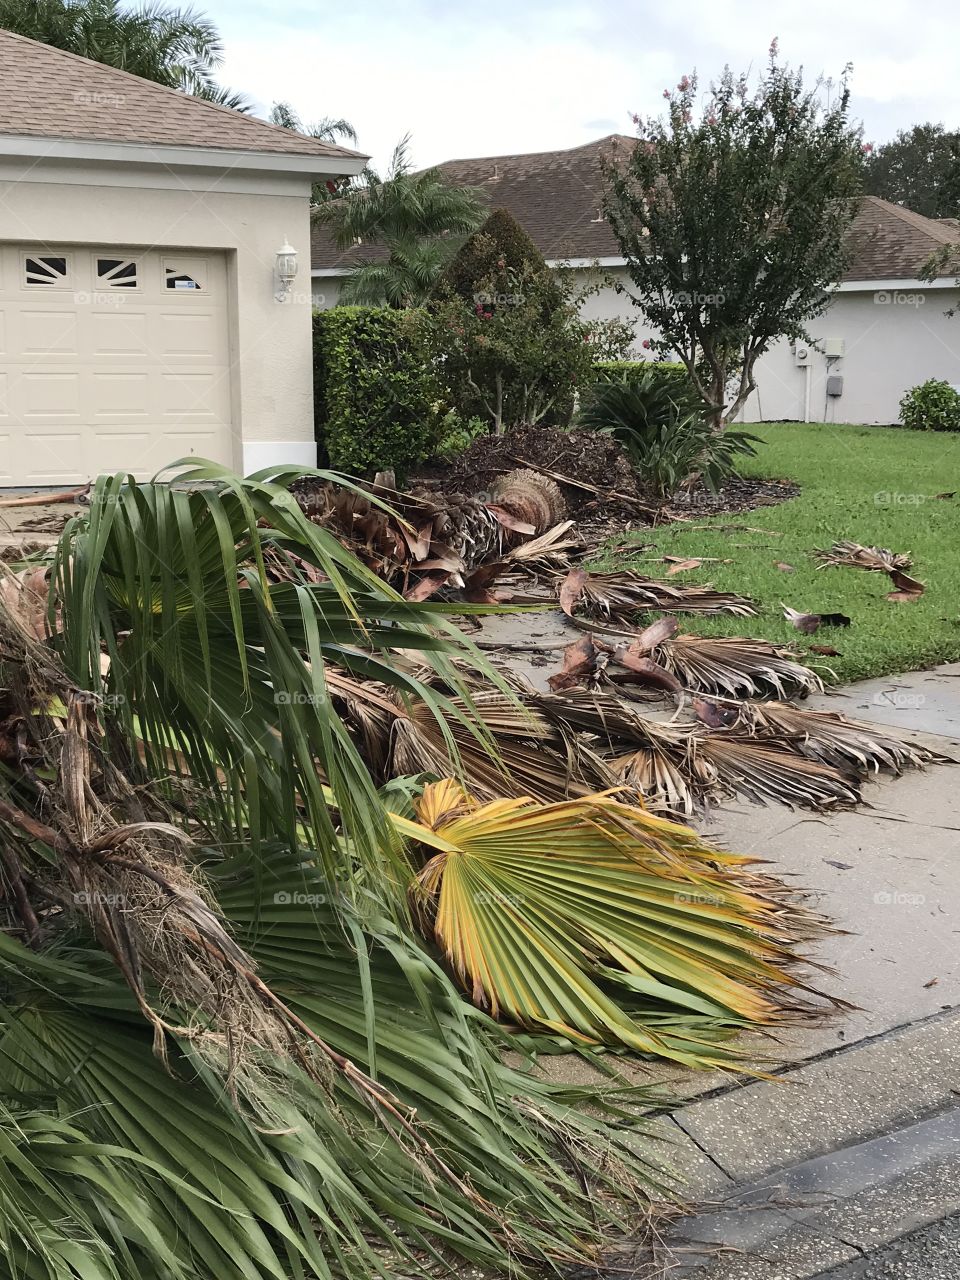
[
  {"xmin": 313, "ymin": 307, "xmax": 442, "ymax": 475},
  {"xmin": 899, "ymin": 379, "xmax": 960, "ymax": 432},
  {"xmin": 593, "ymin": 360, "xmax": 693, "ymax": 401},
  {"xmin": 438, "ymin": 208, "xmax": 554, "ymax": 306}
]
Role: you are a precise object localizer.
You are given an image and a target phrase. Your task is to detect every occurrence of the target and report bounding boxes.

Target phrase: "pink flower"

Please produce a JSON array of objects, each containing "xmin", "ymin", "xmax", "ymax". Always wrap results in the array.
[
  {"xmin": 662, "ymin": 89, "xmax": 670, "ymax": 99},
  {"xmin": 862, "ymin": 142, "xmax": 874, "ymax": 154},
  {"xmin": 682, "ymin": 110, "xmax": 692, "ymax": 123},
  {"xmin": 642, "ymin": 339, "xmax": 652, "ymax": 350},
  {"xmin": 630, "ymin": 112, "xmax": 640, "ymax": 125},
  {"xmin": 707, "ymin": 114, "xmax": 718, "ymax": 126},
  {"xmin": 678, "ymin": 75, "xmax": 690, "ymax": 91},
  {"xmin": 769, "ymin": 36, "xmax": 779, "ymax": 57}
]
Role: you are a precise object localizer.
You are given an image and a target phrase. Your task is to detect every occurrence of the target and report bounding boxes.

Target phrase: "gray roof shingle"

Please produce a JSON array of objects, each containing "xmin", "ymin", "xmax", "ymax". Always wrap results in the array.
[
  {"xmin": 311, "ymin": 137, "xmax": 960, "ymax": 282},
  {"xmin": 0, "ymin": 27, "xmax": 365, "ymax": 162}
]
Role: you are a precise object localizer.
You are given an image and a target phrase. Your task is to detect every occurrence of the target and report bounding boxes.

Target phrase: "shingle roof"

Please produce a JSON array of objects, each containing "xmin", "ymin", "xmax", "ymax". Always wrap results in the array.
[
  {"xmin": 311, "ymin": 137, "xmax": 960, "ymax": 282},
  {"xmin": 0, "ymin": 28, "xmax": 365, "ymax": 162}
]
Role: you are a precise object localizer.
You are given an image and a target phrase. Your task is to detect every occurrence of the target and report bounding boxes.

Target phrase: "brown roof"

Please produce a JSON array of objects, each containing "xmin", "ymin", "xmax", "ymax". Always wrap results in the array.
[
  {"xmin": 846, "ymin": 196, "xmax": 960, "ymax": 280},
  {"xmin": 310, "ymin": 134, "xmax": 632, "ymax": 271},
  {"xmin": 312, "ymin": 139, "xmax": 960, "ymax": 282},
  {"xmin": 0, "ymin": 28, "xmax": 365, "ymax": 162}
]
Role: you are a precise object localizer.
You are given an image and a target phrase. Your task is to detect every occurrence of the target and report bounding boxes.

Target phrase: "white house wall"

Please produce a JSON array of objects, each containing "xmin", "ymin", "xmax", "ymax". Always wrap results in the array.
[
  {"xmin": 573, "ymin": 265, "xmax": 960, "ymax": 425},
  {"xmin": 312, "ymin": 277, "xmax": 343, "ymax": 309}
]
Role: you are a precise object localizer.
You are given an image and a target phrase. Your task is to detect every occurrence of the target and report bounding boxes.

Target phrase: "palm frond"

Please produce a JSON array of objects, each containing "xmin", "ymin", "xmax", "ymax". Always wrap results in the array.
[
  {"xmin": 403, "ymin": 781, "xmax": 829, "ymax": 1068},
  {"xmin": 557, "ymin": 568, "xmax": 757, "ymax": 619},
  {"xmin": 814, "ymin": 541, "xmax": 913, "ymax": 573},
  {"xmin": 656, "ymin": 633, "xmax": 825, "ymax": 698}
]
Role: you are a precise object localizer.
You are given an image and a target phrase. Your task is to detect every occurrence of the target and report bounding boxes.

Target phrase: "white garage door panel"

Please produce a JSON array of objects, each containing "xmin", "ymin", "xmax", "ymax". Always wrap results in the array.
[{"xmin": 1, "ymin": 245, "xmax": 234, "ymax": 485}]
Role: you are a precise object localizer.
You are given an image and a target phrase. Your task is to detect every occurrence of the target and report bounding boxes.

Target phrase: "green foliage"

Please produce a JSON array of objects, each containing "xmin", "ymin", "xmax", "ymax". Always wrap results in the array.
[
  {"xmin": 604, "ymin": 42, "xmax": 864, "ymax": 426},
  {"xmin": 315, "ymin": 136, "xmax": 486, "ymax": 306},
  {"xmin": 0, "ymin": 471, "xmax": 665, "ymax": 1280},
  {"xmin": 313, "ymin": 307, "xmax": 442, "ymax": 474},
  {"xmin": 581, "ymin": 315, "xmax": 638, "ymax": 362},
  {"xmin": 428, "ymin": 210, "xmax": 594, "ymax": 432},
  {"xmin": 0, "ymin": 0, "xmax": 249, "ymax": 106},
  {"xmin": 864, "ymin": 124, "xmax": 960, "ymax": 219},
  {"xmin": 438, "ymin": 208, "xmax": 554, "ymax": 304},
  {"xmin": 433, "ymin": 409, "xmax": 488, "ymax": 460},
  {"xmin": 579, "ymin": 372, "xmax": 758, "ymax": 497},
  {"xmin": 593, "ymin": 360, "xmax": 693, "ymax": 400},
  {"xmin": 899, "ymin": 378, "xmax": 960, "ymax": 431}
]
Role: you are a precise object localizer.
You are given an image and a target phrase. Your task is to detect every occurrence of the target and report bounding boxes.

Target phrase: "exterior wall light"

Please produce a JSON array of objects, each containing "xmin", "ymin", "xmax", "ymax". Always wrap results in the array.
[{"xmin": 275, "ymin": 240, "xmax": 298, "ymax": 302}]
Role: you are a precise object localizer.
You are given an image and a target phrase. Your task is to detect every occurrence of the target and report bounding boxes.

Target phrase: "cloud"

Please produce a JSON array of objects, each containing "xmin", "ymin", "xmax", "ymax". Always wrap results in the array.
[{"xmin": 208, "ymin": 0, "xmax": 960, "ymax": 170}]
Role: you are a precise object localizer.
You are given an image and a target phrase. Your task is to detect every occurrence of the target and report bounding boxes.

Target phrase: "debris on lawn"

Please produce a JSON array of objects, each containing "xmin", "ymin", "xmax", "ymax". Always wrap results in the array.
[
  {"xmin": 556, "ymin": 567, "xmax": 757, "ymax": 620},
  {"xmin": 782, "ymin": 604, "xmax": 853, "ymax": 634},
  {"xmin": 813, "ymin": 541, "xmax": 926, "ymax": 605},
  {"xmin": 814, "ymin": 541, "xmax": 913, "ymax": 574}
]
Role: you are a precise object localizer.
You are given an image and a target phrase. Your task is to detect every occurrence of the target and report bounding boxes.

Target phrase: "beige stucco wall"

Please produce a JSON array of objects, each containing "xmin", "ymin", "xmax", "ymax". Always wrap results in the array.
[{"xmin": 0, "ymin": 154, "xmax": 319, "ymax": 472}]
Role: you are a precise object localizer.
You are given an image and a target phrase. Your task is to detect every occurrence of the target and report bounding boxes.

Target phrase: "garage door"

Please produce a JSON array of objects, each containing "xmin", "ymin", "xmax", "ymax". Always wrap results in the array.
[{"xmin": 0, "ymin": 245, "xmax": 234, "ymax": 486}]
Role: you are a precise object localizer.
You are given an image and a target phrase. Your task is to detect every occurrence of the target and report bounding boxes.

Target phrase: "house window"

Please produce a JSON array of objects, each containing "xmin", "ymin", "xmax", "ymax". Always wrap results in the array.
[
  {"xmin": 24, "ymin": 255, "xmax": 69, "ymax": 287},
  {"xmin": 97, "ymin": 257, "xmax": 139, "ymax": 288},
  {"xmin": 163, "ymin": 259, "xmax": 206, "ymax": 292}
]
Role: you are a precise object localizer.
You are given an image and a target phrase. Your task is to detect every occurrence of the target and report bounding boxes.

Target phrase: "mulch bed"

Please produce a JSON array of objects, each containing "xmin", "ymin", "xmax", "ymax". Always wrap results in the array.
[{"xmin": 413, "ymin": 425, "xmax": 799, "ymax": 532}]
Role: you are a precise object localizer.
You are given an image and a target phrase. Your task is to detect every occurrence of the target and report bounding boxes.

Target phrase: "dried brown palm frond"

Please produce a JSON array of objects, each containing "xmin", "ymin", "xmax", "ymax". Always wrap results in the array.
[
  {"xmin": 655, "ymin": 634, "xmax": 825, "ymax": 699},
  {"xmin": 814, "ymin": 541, "xmax": 913, "ymax": 573},
  {"xmin": 557, "ymin": 568, "xmax": 756, "ymax": 619},
  {"xmin": 293, "ymin": 468, "xmax": 568, "ymax": 596},
  {"xmin": 698, "ymin": 734, "xmax": 862, "ymax": 809},
  {"xmin": 728, "ymin": 699, "xmax": 941, "ymax": 774}
]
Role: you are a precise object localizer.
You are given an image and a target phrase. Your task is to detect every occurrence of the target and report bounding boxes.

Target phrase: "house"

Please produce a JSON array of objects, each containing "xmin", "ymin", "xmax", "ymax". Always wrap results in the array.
[
  {"xmin": 311, "ymin": 136, "xmax": 960, "ymax": 426},
  {"xmin": 0, "ymin": 30, "xmax": 366, "ymax": 486}
]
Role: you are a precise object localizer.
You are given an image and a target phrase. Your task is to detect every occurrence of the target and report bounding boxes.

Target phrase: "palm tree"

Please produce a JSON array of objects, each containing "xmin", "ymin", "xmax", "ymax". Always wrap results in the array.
[
  {"xmin": 269, "ymin": 102, "xmax": 359, "ymax": 203},
  {"xmin": 315, "ymin": 136, "xmax": 487, "ymax": 306},
  {"xmin": 0, "ymin": 462, "xmax": 822, "ymax": 1278},
  {"xmin": 0, "ymin": 0, "xmax": 251, "ymax": 109}
]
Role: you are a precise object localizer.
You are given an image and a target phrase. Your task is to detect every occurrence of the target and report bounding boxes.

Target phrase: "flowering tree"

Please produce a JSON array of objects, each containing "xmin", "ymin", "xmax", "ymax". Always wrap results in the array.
[{"xmin": 604, "ymin": 44, "xmax": 864, "ymax": 427}]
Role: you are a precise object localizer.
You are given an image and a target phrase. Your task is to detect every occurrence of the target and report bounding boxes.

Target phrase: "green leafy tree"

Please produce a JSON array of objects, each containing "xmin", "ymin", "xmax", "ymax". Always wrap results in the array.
[
  {"xmin": 428, "ymin": 209, "xmax": 595, "ymax": 432},
  {"xmin": 604, "ymin": 42, "xmax": 864, "ymax": 427},
  {"xmin": 315, "ymin": 136, "xmax": 486, "ymax": 307},
  {"xmin": 864, "ymin": 123, "xmax": 960, "ymax": 218},
  {"xmin": 0, "ymin": 0, "xmax": 250, "ymax": 107}
]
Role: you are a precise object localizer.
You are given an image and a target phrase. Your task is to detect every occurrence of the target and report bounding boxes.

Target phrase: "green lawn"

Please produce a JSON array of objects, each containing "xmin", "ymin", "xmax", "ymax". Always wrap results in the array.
[{"xmin": 600, "ymin": 422, "xmax": 960, "ymax": 683}]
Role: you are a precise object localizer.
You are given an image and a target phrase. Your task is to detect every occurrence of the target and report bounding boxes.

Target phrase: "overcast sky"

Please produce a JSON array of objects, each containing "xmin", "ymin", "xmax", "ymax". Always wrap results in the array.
[{"xmin": 208, "ymin": 0, "xmax": 960, "ymax": 170}]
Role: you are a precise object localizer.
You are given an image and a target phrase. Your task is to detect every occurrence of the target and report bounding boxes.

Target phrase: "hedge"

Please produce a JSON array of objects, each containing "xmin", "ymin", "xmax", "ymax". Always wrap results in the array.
[
  {"xmin": 313, "ymin": 307, "xmax": 442, "ymax": 475},
  {"xmin": 592, "ymin": 360, "xmax": 692, "ymax": 399}
]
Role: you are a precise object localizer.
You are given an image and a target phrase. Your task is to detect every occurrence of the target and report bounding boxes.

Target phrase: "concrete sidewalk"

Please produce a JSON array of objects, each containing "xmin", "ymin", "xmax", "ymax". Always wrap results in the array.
[{"xmin": 626, "ymin": 663, "xmax": 960, "ymax": 1277}]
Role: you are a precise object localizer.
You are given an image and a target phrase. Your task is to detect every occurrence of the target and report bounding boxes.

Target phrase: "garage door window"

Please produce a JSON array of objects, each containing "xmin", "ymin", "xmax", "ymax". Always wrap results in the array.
[
  {"xmin": 24, "ymin": 254, "xmax": 70, "ymax": 288},
  {"xmin": 163, "ymin": 258, "xmax": 207, "ymax": 292},
  {"xmin": 96, "ymin": 257, "xmax": 139, "ymax": 289}
]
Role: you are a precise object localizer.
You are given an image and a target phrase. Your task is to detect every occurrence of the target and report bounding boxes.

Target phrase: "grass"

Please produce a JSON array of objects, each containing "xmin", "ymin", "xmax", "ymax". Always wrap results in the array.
[{"xmin": 600, "ymin": 422, "xmax": 960, "ymax": 683}]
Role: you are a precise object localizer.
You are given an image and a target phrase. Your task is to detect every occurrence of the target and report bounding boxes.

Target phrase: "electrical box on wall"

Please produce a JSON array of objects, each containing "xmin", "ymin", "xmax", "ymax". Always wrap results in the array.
[
  {"xmin": 826, "ymin": 375, "xmax": 844, "ymax": 397},
  {"xmin": 824, "ymin": 338, "xmax": 845, "ymax": 358},
  {"xmin": 794, "ymin": 342, "xmax": 811, "ymax": 366}
]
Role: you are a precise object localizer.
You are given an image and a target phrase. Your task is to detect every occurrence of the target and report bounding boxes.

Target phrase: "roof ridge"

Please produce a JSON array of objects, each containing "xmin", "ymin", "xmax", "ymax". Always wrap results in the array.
[
  {"xmin": 0, "ymin": 28, "xmax": 365, "ymax": 159},
  {"xmin": 434, "ymin": 133, "xmax": 633, "ymax": 171},
  {"xmin": 862, "ymin": 194, "xmax": 960, "ymax": 245}
]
